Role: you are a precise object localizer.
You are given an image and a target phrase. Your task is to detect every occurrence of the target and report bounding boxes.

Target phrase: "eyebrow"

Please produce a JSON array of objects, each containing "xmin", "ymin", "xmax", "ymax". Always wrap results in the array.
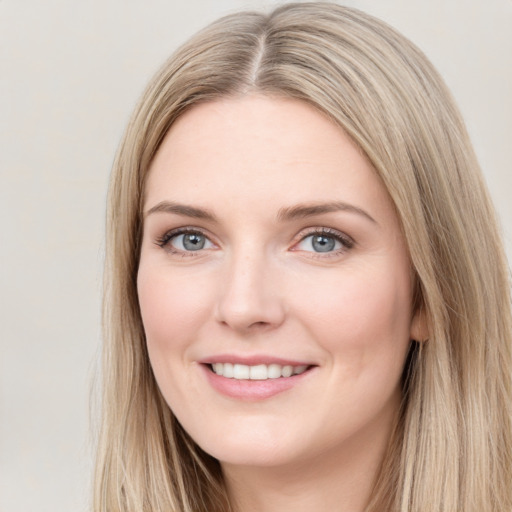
[
  {"xmin": 145, "ymin": 200, "xmax": 376, "ymax": 224},
  {"xmin": 145, "ymin": 201, "xmax": 217, "ymax": 221},
  {"xmin": 277, "ymin": 201, "xmax": 377, "ymax": 224}
]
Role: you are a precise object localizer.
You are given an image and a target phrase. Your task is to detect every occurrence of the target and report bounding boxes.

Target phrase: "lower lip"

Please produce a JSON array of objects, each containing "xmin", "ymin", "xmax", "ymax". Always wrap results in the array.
[{"xmin": 201, "ymin": 364, "xmax": 314, "ymax": 401}]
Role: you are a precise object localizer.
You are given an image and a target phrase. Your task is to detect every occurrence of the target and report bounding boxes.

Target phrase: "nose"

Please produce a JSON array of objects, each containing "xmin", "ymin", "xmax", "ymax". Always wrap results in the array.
[{"xmin": 214, "ymin": 250, "xmax": 286, "ymax": 334}]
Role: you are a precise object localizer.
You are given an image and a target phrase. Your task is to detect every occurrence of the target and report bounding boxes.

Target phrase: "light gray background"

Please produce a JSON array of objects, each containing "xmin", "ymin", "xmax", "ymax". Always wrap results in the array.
[{"xmin": 1, "ymin": 1, "xmax": 511, "ymax": 511}]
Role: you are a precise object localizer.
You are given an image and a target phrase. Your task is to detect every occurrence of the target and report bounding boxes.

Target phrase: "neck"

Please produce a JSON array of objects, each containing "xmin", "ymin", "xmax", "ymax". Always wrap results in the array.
[{"xmin": 222, "ymin": 412, "xmax": 398, "ymax": 512}]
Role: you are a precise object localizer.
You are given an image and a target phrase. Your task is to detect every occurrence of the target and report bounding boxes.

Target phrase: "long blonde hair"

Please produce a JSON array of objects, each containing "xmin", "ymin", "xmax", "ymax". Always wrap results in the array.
[{"xmin": 94, "ymin": 3, "xmax": 512, "ymax": 511}]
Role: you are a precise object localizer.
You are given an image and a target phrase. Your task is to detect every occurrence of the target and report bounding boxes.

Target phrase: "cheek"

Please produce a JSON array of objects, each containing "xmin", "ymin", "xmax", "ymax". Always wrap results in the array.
[
  {"xmin": 292, "ymin": 263, "xmax": 413, "ymax": 372},
  {"xmin": 137, "ymin": 266, "xmax": 214, "ymax": 356},
  {"xmin": 287, "ymin": 264, "xmax": 414, "ymax": 435},
  {"xmin": 136, "ymin": 266, "xmax": 218, "ymax": 417}
]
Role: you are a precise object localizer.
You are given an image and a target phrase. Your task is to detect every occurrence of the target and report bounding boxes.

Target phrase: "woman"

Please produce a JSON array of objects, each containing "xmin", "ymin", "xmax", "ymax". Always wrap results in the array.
[{"xmin": 94, "ymin": 3, "xmax": 512, "ymax": 511}]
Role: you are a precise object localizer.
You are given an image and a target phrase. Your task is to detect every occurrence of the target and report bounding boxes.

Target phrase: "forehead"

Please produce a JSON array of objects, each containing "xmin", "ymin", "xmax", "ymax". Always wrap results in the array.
[{"xmin": 145, "ymin": 95, "xmax": 395, "ymax": 225}]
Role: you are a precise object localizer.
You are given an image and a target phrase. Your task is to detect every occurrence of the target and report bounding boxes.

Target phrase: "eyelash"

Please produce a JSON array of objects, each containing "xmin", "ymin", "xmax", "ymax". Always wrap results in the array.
[
  {"xmin": 295, "ymin": 227, "xmax": 354, "ymax": 258},
  {"xmin": 154, "ymin": 227, "xmax": 212, "ymax": 257},
  {"xmin": 154, "ymin": 226, "xmax": 354, "ymax": 257}
]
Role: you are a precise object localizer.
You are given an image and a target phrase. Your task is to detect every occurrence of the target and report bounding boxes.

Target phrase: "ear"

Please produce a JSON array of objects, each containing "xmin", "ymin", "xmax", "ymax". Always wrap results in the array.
[{"xmin": 410, "ymin": 307, "xmax": 429, "ymax": 342}]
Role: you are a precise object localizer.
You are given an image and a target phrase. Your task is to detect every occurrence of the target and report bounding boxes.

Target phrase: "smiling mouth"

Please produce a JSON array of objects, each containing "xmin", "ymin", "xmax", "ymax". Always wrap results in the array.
[{"xmin": 209, "ymin": 363, "xmax": 311, "ymax": 380}]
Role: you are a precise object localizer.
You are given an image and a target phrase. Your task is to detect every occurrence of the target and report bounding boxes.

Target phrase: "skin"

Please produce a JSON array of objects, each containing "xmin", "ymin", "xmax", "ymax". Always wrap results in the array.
[{"xmin": 137, "ymin": 95, "xmax": 425, "ymax": 512}]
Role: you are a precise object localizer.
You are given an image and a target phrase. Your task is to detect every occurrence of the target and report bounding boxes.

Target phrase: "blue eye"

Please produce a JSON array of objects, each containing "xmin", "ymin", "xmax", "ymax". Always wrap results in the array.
[
  {"xmin": 295, "ymin": 229, "xmax": 353, "ymax": 254},
  {"xmin": 298, "ymin": 234, "xmax": 341, "ymax": 253},
  {"xmin": 171, "ymin": 232, "xmax": 213, "ymax": 251},
  {"xmin": 155, "ymin": 230, "xmax": 214, "ymax": 253}
]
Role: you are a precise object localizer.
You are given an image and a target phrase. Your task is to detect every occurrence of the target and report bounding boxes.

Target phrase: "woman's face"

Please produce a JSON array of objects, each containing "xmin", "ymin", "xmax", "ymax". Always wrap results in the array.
[{"xmin": 138, "ymin": 96, "xmax": 424, "ymax": 469}]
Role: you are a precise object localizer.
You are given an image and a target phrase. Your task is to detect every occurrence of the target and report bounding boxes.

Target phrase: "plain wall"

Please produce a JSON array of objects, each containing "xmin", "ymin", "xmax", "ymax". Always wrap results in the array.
[{"xmin": 1, "ymin": 1, "xmax": 510, "ymax": 510}]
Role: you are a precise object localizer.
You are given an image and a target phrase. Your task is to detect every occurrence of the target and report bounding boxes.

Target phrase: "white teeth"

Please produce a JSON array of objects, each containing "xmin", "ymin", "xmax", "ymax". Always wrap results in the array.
[
  {"xmin": 281, "ymin": 365, "xmax": 293, "ymax": 377},
  {"xmin": 249, "ymin": 364, "xmax": 267, "ymax": 380},
  {"xmin": 211, "ymin": 362, "xmax": 309, "ymax": 380},
  {"xmin": 223, "ymin": 363, "xmax": 234, "ymax": 378},
  {"xmin": 267, "ymin": 364, "xmax": 281, "ymax": 379},
  {"xmin": 233, "ymin": 364, "xmax": 250, "ymax": 379}
]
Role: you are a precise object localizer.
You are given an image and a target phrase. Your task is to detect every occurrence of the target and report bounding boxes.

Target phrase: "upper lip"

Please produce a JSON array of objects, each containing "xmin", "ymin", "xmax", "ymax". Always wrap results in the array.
[{"xmin": 198, "ymin": 354, "xmax": 315, "ymax": 366}]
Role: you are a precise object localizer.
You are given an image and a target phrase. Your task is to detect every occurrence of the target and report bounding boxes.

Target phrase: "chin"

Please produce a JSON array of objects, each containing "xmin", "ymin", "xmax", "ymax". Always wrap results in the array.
[
  {"xmin": 204, "ymin": 442, "xmax": 297, "ymax": 468},
  {"xmin": 185, "ymin": 418, "xmax": 305, "ymax": 468}
]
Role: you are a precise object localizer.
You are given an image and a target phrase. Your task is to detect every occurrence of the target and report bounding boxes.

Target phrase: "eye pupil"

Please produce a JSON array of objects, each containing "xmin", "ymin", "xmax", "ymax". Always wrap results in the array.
[
  {"xmin": 312, "ymin": 235, "xmax": 335, "ymax": 252},
  {"xmin": 183, "ymin": 233, "xmax": 205, "ymax": 250}
]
